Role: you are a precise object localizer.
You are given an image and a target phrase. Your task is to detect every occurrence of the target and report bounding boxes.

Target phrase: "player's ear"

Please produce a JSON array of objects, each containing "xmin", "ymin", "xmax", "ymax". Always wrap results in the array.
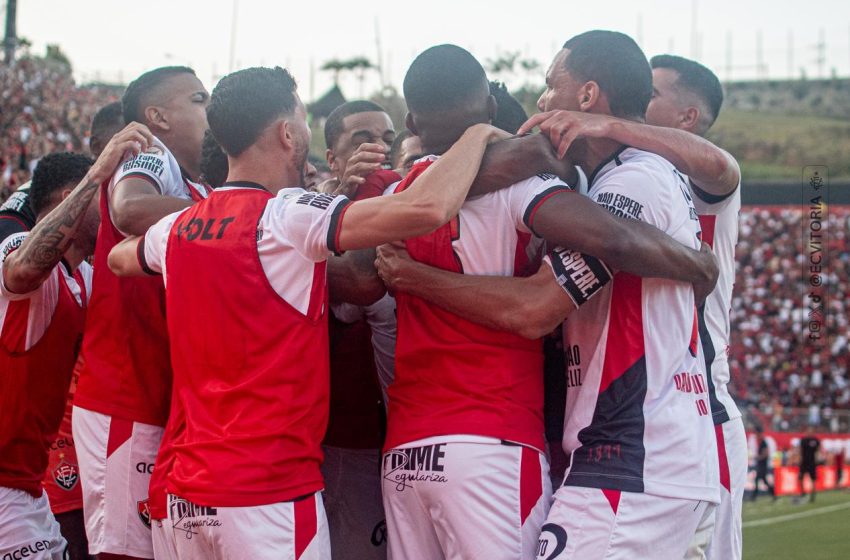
[
  {"xmin": 405, "ymin": 112, "xmax": 419, "ymax": 136},
  {"xmin": 278, "ymin": 118, "xmax": 294, "ymax": 151},
  {"xmin": 325, "ymin": 149, "xmax": 337, "ymax": 172},
  {"xmin": 577, "ymin": 82, "xmax": 598, "ymax": 113},
  {"xmin": 144, "ymin": 106, "xmax": 168, "ymax": 131},
  {"xmin": 681, "ymin": 106, "xmax": 700, "ymax": 132}
]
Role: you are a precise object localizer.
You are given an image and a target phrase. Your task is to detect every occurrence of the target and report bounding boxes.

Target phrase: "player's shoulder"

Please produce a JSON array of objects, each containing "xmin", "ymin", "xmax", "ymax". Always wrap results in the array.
[{"xmin": 114, "ymin": 136, "xmax": 176, "ymax": 185}]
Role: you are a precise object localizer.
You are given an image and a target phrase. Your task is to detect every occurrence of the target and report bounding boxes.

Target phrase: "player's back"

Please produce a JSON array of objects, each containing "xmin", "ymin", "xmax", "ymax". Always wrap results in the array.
[{"xmin": 560, "ymin": 148, "xmax": 719, "ymax": 504}]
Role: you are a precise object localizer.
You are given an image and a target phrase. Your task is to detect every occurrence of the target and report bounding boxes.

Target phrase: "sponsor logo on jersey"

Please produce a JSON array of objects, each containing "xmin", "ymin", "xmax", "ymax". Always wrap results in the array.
[
  {"xmin": 0, "ymin": 190, "xmax": 28, "ymax": 213},
  {"xmin": 53, "ymin": 460, "xmax": 79, "ymax": 491},
  {"xmin": 295, "ymin": 192, "xmax": 336, "ymax": 210},
  {"xmin": 1, "ymin": 234, "xmax": 24, "ymax": 259},
  {"xmin": 168, "ymin": 496, "xmax": 221, "ymax": 539},
  {"xmin": 383, "ymin": 444, "xmax": 448, "ymax": 492},
  {"xmin": 137, "ymin": 499, "xmax": 152, "ymax": 528},
  {"xmin": 595, "ymin": 191, "xmax": 643, "ymax": 220},
  {"xmin": 135, "ymin": 461, "xmax": 155, "ymax": 474},
  {"xmin": 565, "ymin": 344, "xmax": 582, "ymax": 388},
  {"xmin": 122, "ymin": 153, "xmax": 165, "ymax": 177},
  {"xmin": 1, "ymin": 540, "xmax": 51, "ymax": 560}
]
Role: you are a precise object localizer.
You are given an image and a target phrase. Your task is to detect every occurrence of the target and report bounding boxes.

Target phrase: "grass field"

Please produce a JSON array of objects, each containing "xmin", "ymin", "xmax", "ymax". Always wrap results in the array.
[{"xmin": 743, "ymin": 489, "xmax": 850, "ymax": 559}]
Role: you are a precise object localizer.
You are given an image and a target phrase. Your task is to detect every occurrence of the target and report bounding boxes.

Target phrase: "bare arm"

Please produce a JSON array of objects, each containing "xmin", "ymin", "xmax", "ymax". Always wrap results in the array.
[
  {"xmin": 107, "ymin": 235, "xmax": 145, "ymax": 277},
  {"xmin": 337, "ymin": 123, "xmax": 502, "ymax": 251},
  {"xmin": 328, "ymin": 249, "xmax": 386, "ymax": 305},
  {"xmin": 531, "ymin": 192, "xmax": 718, "ymax": 296},
  {"xmin": 3, "ymin": 124, "xmax": 153, "ymax": 294},
  {"xmin": 519, "ymin": 111, "xmax": 739, "ymax": 196},
  {"xmin": 111, "ymin": 179, "xmax": 193, "ymax": 236},
  {"xmin": 376, "ymin": 244, "xmax": 574, "ymax": 339}
]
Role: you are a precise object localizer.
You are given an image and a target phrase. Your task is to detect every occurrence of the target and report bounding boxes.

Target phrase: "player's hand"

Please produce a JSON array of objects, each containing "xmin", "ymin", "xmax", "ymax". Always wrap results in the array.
[
  {"xmin": 88, "ymin": 123, "xmax": 154, "ymax": 185},
  {"xmin": 518, "ymin": 110, "xmax": 616, "ymax": 159},
  {"xmin": 337, "ymin": 143, "xmax": 388, "ymax": 197},
  {"xmin": 522, "ymin": 133, "xmax": 578, "ymax": 181},
  {"xmin": 375, "ymin": 242, "xmax": 417, "ymax": 294},
  {"xmin": 693, "ymin": 241, "xmax": 719, "ymax": 305}
]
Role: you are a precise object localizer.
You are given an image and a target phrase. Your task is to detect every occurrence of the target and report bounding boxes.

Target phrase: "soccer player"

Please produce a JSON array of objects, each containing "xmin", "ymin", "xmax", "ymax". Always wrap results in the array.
[
  {"xmin": 89, "ymin": 101, "xmax": 126, "ymax": 159},
  {"xmin": 373, "ymin": 43, "xmax": 719, "ymax": 560},
  {"xmin": 0, "ymin": 126, "xmax": 153, "ymax": 560},
  {"xmin": 105, "ymin": 66, "xmax": 507, "ymax": 560},
  {"xmin": 376, "ymin": 32, "xmax": 721, "ymax": 559},
  {"xmin": 72, "ymin": 66, "xmax": 210, "ymax": 560},
  {"xmin": 389, "ymin": 130, "xmax": 423, "ymax": 175}
]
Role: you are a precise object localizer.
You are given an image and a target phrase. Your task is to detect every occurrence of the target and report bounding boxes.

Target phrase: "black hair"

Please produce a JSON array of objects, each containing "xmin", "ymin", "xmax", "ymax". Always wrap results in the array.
[
  {"xmin": 30, "ymin": 153, "xmax": 93, "ymax": 215},
  {"xmin": 89, "ymin": 101, "xmax": 124, "ymax": 156},
  {"xmin": 199, "ymin": 130, "xmax": 229, "ymax": 188},
  {"xmin": 562, "ymin": 31, "xmax": 652, "ymax": 119},
  {"xmin": 389, "ymin": 129, "xmax": 414, "ymax": 169},
  {"xmin": 403, "ymin": 44, "xmax": 489, "ymax": 115},
  {"xmin": 324, "ymin": 100, "xmax": 386, "ymax": 150},
  {"xmin": 207, "ymin": 66, "xmax": 298, "ymax": 157},
  {"xmin": 122, "ymin": 66, "xmax": 196, "ymax": 124},
  {"xmin": 489, "ymin": 80, "xmax": 528, "ymax": 134},
  {"xmin": 650, "ymin": 54, "xmax": 724, "ymax": 132}
]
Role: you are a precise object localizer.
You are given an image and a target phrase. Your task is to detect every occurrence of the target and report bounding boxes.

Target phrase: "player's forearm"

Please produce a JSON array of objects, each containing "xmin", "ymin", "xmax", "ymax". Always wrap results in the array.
[
  {"xmin": 113, "ymin": 194, "xmax": 192, "ymax": 236},
  {"xmin": 328, "ymin": 249, "xmax": 385, "ymax": 305},
  {"xmin": 607, "ymin": 120, "xmax": 739, "ymax": 196},
  {"xmin": 107, "ymin": 236, "xmax": 146, "ymax": 277},
  {"xmin": 3, "ymin": 172, "xmax": 100, "ymax": 293}
]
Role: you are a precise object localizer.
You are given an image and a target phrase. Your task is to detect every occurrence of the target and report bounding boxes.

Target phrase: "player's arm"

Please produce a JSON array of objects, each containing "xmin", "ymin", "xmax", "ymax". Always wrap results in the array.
[
  {"xmin": 530, "ymin": 192, "xmax": 718, "ymax": 299},
  {"xmin": 111, "ymin": 179, "xmax": 194, "ymax": 236},
  {"xmin": 328, "ymin": 249, "xmax": 386, "ymax": 305},
  {"xmin": 469, "ymin": 133, "xmax": 580, "ymax": 196},
  {"xmin": 107, "ymin": 235, "xmax": 145, "ymax": 277},
  {"xmin": 109, "ymin": 208, "xmax": 183, "ymax": 277},
  {"xmin": 520, "ymin": 110, "xmax": 739, "ymax": 197},
  {"xmin": 3, "ymin": 124, "xmax": 153, "ymax": 294},
  {"xmin": 336, "ymin": 123, "xmax": 503, "ymax": 251},
  {"xmin": 377, "ymin": 244, "xmax": 575, "ymax": 339}
]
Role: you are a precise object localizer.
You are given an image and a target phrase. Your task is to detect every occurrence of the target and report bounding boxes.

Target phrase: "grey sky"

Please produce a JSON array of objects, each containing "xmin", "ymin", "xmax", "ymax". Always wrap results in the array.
[{"xmin": 14, "ymin": 0, "xmax": 850, "ymax": 100}]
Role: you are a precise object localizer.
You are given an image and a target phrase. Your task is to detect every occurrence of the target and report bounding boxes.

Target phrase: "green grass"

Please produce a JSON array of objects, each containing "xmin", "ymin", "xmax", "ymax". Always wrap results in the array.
[{"xmin": 743, "ymin": 489, "xmax": 850, "ymax": 559}]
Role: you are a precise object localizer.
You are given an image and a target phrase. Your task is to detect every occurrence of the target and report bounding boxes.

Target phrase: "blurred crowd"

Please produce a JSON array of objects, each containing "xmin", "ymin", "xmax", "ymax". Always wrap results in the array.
[
  {"xmin": 1, "ymin": 57, "xmax": 848, "ymax": 433},
  {"xmin": 0, "ymin": 56, "xmax": 119, "ymax": 198}
]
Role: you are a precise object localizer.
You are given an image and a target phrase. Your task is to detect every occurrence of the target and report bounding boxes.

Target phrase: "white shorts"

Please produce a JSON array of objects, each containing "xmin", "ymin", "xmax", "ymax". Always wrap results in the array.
[
  {"xmin": 72, "ymin": 406, "xmax": 163, "ymax": 558},
  {"xmin": 382, "ymin": 437, "xmax": 551, "ymax": 560},
  {"xmin": 538, "ymin": 486, "xmax": 714, "ymax": 560},
  {"xmin": 152, "ymin": 519, "xmax": 179, "ymax": 560},
  {"xmin": 321, "ymin": 446, "xmax": 386, "ymax": 559},
  {"xmin": 164, "ymin": 492, "xmax": 330, "ymax": 559},
  {"xmin": 704, "ymin": 418, "xmax": 747, "ymax": 560},
  {"xmin": 0, "ymin": 487, "xmax": 66, "ymax": 559}
]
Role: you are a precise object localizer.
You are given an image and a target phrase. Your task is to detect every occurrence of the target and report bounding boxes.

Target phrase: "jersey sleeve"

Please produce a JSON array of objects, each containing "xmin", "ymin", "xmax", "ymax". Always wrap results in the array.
[
  {"xmin": 0, "ymin": 232, "xmax": 57, "ymax": 301},
  {"xmin": 590, "ymin": 164, "xmax": 673, "ymax": 231},
  {"xmin": 141, "ymin": 210, "xmax": 186, "ymax": 275},
  {"xmin": 113, "ymin": 138, "xmax": 181, "ymax": 197},
  {"xmin": 506, "ymin": 174, "xmax": 573, "ymax": 235},
  {"xmin": 266, "ymin": 189, "xmax": 353, "ymax": 262}
]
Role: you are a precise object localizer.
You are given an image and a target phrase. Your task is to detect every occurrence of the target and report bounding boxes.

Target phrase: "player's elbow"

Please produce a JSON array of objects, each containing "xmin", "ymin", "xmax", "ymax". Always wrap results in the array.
[
  {"xmin": 512, "ymin": 301, "xmax": 560, "ymax": 340},
  {"xmin": 111, "ymin": 197, "xmax": 138, "ymax": 235},
  {"xmin": 107, "ymin": 247, "xmax": 135, "ymax": 277},
  {"xmin": 2, "ymin": 260, "xmax": 46, "ymax": 295}
]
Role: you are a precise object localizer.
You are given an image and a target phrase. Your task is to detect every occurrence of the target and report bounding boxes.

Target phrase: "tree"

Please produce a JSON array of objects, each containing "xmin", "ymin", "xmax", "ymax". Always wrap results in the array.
[
  {"xmin": 486, "ymin": 51, "xmax": 542, "ymax": 88},
  {"xmin": 321, "ymin": 58, "xmax": 347, "ymax": 86},
  {"xmin": 45, "ymin": 43, "xmax": 71, "ymax": 71},
  {"xmin": 347, "ymin": 56, "xmax": 375, "ymax": 98}
]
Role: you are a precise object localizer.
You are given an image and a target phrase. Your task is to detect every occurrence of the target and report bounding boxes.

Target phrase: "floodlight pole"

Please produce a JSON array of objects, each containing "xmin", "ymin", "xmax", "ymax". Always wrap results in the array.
[{"xmin": 4, "ymin": 0, "xmax": 18, "ymax": 64}]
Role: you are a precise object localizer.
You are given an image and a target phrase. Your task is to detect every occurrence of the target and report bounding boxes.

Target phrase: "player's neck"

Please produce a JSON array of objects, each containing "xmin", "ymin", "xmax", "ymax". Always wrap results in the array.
[
  {"xmin": 226, "ymin": 155, "xmax": 301, "ymax": 195},
  {"xmin": 62, "ymin": 244, "xmax": 86, "ymax": 271},
  {"xmin": 578, "ymin": 137, "xmax": 627, "ymax": 180}
]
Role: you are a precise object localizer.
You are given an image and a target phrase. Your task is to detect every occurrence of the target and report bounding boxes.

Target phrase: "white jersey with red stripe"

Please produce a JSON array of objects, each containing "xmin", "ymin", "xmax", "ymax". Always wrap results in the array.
[
  {"xmin": 0, "ymin": 232, "xmax": 92, "ymax": 347},
  {"xmin": 687, "ymin": 175, "xmax": 741, "ymax": 424},
  {"xmin": 555, "ymin": 148, "xmax": 720, "ymax": 504}
]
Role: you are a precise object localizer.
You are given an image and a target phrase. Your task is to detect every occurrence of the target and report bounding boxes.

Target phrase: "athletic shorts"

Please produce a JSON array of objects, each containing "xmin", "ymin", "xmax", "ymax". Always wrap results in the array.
[
  {"xmin": 152, "ymin": 519, "xmax": 178, "ymax": 560},
  {"xmin": 0, "ymin": 486, "xmax": 67, "ymax": 559},
  {"xmin": 382, "ymin": 437, "xmax": 551, "ymax": 560},
  {"xmin": 321, "ymin": 446, "xmax": 386, "ymax": 559},
  {"xmin": 164, "ymin": 492, "xmax": 330, "ymax": 559},
  {"xmin": 537, "ymin": 485, "xmax": 714, "ymax": 560},
  {"xmin": 701, "ymin": 419, "xmax": 747, "ymax": 560},
  {"xmin": 72, "ymin": 406, "xmax": 163, "ymax": 558},
  {"xmin": 799, "ymin": 464, "xmax": 817, "ymax": 480}
]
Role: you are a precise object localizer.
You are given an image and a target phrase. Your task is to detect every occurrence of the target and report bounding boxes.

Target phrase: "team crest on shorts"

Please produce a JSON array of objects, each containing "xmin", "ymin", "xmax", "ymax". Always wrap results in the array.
[
  {"xmin": 53, "ymin": 460, "xmax": 79, "ymax": 491},
  {"xmin": 137, "ymin": 499, "xmax": 152, "ymax": 528}
]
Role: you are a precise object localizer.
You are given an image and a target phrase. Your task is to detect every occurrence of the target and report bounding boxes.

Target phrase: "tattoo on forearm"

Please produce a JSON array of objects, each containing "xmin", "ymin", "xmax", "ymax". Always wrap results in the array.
[{"xmin": 15, "ymin": 178, "xmax": 99, "ymax": 272}]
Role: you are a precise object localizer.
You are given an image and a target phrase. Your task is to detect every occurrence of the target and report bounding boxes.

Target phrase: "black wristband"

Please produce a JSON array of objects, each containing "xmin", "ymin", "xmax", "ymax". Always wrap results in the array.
[{"xmin": 547, "ymin": 246, "xmax": 613, "ymax": 307}]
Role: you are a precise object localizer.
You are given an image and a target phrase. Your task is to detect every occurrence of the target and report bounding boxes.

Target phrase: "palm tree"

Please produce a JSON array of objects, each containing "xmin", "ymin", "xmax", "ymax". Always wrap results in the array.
[{"xmin": 321, "ymin": 59, "xmax": 347, "ymax": 87}]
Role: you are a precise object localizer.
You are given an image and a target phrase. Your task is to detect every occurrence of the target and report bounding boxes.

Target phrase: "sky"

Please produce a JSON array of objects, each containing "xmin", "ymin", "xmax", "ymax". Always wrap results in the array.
[{"xmin": 11, "ymin": 0, "xmax": 850, "ymax": 101}]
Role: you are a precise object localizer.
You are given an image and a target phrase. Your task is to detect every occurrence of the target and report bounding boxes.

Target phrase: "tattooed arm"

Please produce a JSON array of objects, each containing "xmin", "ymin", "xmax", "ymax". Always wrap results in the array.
[{"xmin": 2, "ymin": 124, "xmax": 153, "ymax": 294}]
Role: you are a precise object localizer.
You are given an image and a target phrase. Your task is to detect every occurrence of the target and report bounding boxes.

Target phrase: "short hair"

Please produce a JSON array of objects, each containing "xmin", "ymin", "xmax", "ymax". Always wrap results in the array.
[
  {"xmin": 403, "ymin": 44, "xmax": 488, "ymax": 114},
  {"xmin": 324, "ymin": 100, "xmax": 387, "ymax": 150},
  {"xmin": 562, "ymin": 31, "xmax": 652, "ymax": 119},
  {"xmin": 390, "ymin": 129, "xmax": 414, "ymax": 169},
  {"xmin": 122, "ymin": 66, "xmax": 196, "ymax": 124},
  {"xmin": 489, "ymin": 80, "xmax": 528, "ymax": 134},
  {"xmin": 89, "ymin": 101, "xmax": 124, "ymax": 155},
  {"xmin": 30, "ymin": 153, "xmax": 93, "ymax": 215},
  {"xmin": 207, "ymin": 66, "xmax": 299, "ymax": 157},
  {"xmin": 199, "ymin": 130, "xmax": 229, "ymax": 188},
  {"xmin": 651, "ymin": 54, "xmax": 724, "ymax": 131}
]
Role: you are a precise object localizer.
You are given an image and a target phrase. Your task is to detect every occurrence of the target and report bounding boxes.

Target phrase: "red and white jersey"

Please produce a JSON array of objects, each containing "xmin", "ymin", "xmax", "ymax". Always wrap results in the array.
[
  {"xmin": 384, "ymin": 157, "xmax": 572, "ymax": 453},
  {"xmin": 555, "ymin": 148, "xmax": 719, "ymax": 504},
  {"xmin": 688, "ymin": 175, "xmax": 741, "ymax": 424},
  {"xmin": 75, "ymin": 137, "xmax": 208, "ymax": 427},
  {"xmin": 0, "ymin": 232, "xmax": 90, "ymax": 497},
  {"xmin": 141, "ymin": 183, "xmax": 349, "ymax": 507}
]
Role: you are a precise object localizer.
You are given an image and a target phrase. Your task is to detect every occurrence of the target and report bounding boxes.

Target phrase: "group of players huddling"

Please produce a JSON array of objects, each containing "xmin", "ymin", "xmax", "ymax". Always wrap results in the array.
[{"xmin": 0, "ymin": 29, "xmax": 746, "ymax": 560}]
